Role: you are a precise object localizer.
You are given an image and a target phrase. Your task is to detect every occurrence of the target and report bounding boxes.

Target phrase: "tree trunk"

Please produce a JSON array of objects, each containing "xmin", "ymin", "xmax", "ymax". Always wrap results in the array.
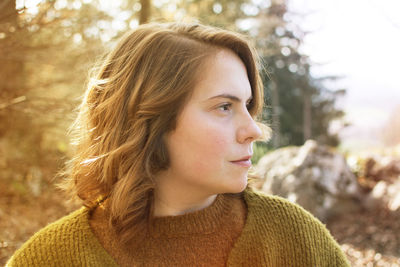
[
  {"xmin": 139, "ymin": 0, "xmax": 151, "ymax": 24},
  {"xmin": 303, "ymin": 90, "xmax": 312, "ymax": 142},
  {"xmin": 270, "ymin": 81, "xmax": 280, "ymax": 148}
]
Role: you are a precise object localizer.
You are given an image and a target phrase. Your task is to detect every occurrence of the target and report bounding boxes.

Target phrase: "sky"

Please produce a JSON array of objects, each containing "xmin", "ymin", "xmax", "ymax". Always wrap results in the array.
[{"xmin": 287, "ymin": 0, "xmax": 400, "ymax": 149}]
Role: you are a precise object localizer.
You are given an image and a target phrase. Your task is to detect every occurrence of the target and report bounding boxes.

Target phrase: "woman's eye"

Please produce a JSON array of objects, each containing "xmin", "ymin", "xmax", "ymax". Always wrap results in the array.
[{"xmin": 217, "ymin": 103, "xmax": 232, "ymax": 112}]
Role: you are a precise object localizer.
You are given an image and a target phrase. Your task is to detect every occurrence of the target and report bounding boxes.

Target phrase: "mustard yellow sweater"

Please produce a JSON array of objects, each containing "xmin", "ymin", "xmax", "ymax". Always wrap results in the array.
[
  {"xmin": 88, "ymin": 192, "xmax": 247, "ymax": 266},
  {"xmin": 6, "ymin": 188, "xmax": 350, "ymax": 266}
]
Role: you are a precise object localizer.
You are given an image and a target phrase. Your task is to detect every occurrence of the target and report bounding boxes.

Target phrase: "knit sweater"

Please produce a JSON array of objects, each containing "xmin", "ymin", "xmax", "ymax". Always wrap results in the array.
[
  {"xmin": 89, "ymin": 193, "xmax": 247, "ymax": 266},
  {"xmin": 6, "ymin": 188, "xmax": 350, "ymax": 266}
]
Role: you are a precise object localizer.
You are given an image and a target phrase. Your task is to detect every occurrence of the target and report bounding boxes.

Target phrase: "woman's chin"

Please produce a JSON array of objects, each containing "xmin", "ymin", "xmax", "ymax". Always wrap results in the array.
[{"xmin": 225, "ymin": 177, "xmax": 248, "ymax": 194}]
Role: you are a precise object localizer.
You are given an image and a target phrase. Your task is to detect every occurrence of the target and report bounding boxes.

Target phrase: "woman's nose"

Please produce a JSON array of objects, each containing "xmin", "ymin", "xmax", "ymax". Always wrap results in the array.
[{"xmin": 236, "ymin": 113, "xmax": 262, "ymax": 144}]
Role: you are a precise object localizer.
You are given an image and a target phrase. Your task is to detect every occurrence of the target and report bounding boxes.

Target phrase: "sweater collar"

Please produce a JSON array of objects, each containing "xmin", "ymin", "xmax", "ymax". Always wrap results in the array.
[{"xmin": 149, "ymin": 193, "xmax": 234, "ymax": 238}]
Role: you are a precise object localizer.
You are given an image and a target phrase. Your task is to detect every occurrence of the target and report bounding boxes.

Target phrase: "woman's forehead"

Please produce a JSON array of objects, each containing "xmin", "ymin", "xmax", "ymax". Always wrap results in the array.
[{"xmin": 190, "ymin": 50, "xmax": 252, "ymax": 101}]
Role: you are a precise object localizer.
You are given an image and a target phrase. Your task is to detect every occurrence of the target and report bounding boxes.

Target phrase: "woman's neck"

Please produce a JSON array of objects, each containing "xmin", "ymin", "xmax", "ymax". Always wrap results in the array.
[
  {"xmin": 153, "ymin": 193, "xmax": 217, "ymax": 217},
  {"xmin": 153, "ymin": 173, "xmax": 217, "ymax": 217}
]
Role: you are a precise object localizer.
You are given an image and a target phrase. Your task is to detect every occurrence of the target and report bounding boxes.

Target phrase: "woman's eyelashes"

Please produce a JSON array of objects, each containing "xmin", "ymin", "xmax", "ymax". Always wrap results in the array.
[
  {"xmin": 217, "ymin": 103, "xmax": 232, "ymax": 112},
  {"xmin": 214, "ymin": 100, "xmax": 252, "ymax": 114}
]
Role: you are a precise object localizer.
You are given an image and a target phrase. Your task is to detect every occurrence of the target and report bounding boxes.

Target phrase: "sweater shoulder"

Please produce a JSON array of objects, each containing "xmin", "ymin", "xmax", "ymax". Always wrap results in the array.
[
  {"xmin": 244, "ymin": 187, "xmax": 326, "ymax": 226},
  {"xmin": 241, "ymin": 187, "xmax": 350, "ymax": 266},
  {"xmin": 6, "ymin": 207, "xmax": 117, "ymax": 267}
]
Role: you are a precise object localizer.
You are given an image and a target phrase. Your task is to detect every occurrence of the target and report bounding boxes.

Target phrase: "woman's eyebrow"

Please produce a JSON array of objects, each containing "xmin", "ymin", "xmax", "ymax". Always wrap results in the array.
[{"xmin": 205, "ymin": 94, "xmax": 252, "ymax": 103}]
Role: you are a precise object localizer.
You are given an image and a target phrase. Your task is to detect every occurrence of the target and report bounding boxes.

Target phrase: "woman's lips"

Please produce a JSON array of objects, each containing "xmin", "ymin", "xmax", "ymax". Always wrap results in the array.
[{"xmin": 230, "ymin": 157, "xmax": 252, "ymax": 167}]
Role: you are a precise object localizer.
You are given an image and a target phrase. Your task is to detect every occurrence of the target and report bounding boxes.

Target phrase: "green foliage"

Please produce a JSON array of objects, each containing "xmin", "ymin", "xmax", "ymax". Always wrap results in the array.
[
  {"xmin": 262, "ymin": 52, "xmax": 345, "ymax": 147},
  {"xmin": 252, "ymin": 141, "xmax": 271, "ymax": 164},
  {"xmin": 255, "ymin": 6, "xmax": 345, "ymax": 148}
]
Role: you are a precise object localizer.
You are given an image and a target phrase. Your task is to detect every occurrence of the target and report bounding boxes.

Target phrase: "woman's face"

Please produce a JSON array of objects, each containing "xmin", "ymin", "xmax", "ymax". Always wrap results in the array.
[{"xmin": 159, "ymin": 49, "xmax": 262, "ymax": 197}]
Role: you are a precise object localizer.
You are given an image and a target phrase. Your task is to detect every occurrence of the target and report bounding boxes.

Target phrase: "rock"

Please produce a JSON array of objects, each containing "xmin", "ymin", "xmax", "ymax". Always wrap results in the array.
[{"xmin": 254, "ymin": 140, "xmax": 363, "ymax": 221}]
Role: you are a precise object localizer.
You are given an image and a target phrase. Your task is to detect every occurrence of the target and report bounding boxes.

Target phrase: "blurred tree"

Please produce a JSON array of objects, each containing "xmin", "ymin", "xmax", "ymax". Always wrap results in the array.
[
  {"xmin": 139, "ymin": 0, "xmax": 151, "ymax": 24},
  {"xmin": 0, "ymin": 0, "xmax": 111, "ymax": 188},
  {"xmin": 0, "ymin": 0, "xmax": 24, "ymax": 119},
  {"xmin": 249, "ymin": 0, "xmax": 345, "ymax": 148},
  {"xmin": 0, "ymin": 0, "xmax": 35, "ymax": 178}
]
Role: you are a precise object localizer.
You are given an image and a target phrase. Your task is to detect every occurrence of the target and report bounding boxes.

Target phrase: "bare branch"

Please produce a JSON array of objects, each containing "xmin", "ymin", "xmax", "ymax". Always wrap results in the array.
[{"xmin": 0, "ymin": 96, "xmax": 27, "ymax": 110}]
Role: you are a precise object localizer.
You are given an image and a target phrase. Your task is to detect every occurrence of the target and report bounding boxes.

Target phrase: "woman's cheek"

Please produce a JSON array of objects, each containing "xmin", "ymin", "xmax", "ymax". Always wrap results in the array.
[
  {"xmin": 182, "ymin": 110, "xmax": 232, "ymax": 168},
  {"xmin": 199, "ymin": 127, "xmax": 230, "ymax": 159}
]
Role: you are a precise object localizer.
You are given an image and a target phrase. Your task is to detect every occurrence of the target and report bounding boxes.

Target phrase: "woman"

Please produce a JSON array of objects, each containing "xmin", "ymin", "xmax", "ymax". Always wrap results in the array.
[{"xmin": 7, "ymin": 22, "xmax": 350, "ymax": 266}]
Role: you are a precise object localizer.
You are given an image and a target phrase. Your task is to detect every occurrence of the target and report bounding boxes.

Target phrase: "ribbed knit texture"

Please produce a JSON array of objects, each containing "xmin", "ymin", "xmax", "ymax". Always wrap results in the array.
[
  {"xmin": 89, "ymin": 193, "xmax": 246, "ymax": 266},
  {"xmin": 6, "ymin": 188, "xmax": 351, "ymax": 267}
]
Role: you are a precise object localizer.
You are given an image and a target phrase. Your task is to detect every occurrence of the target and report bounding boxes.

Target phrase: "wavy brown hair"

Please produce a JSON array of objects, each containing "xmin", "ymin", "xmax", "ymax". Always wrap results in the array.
[{"xmin": 62, "ymin": 22, "xmax": 266, "ymax": 247}]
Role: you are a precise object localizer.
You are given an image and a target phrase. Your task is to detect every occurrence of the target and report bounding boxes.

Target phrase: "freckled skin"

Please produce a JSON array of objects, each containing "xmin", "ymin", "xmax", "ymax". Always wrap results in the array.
[{"xmin": 154, "ymin": 49, "xmax": 262, "ymax": 215}]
